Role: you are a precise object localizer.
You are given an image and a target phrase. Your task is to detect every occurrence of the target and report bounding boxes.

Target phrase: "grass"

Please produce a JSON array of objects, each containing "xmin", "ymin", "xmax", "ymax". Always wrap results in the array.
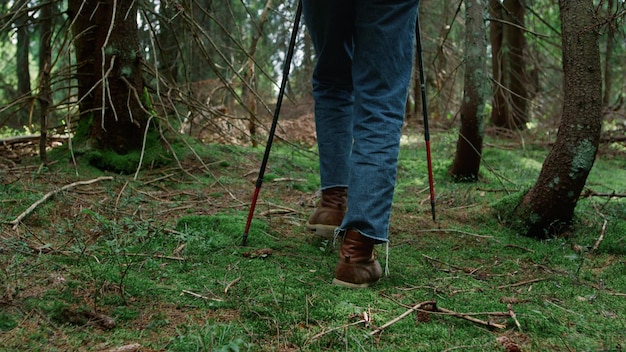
[{"xmin": 1, "ymin": 130, "xmax": 625, "ymax": 351}]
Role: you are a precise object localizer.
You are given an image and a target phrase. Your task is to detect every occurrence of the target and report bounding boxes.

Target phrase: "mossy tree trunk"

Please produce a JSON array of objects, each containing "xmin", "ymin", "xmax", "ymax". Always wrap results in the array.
[
  {"xmin": 509, "ymin": 0, "xmax": 603, "ymax": 238},
  {"xmin": 449, "ymin": 0, "xmax": 490, "ymax": 181},
  {"xmin": 68, "ymin": 0, "xmax": 147, "ymax": 155}
]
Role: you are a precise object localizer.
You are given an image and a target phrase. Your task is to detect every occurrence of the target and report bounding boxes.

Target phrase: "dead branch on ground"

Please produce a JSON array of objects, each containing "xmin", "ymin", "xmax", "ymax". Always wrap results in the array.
[
  {"xmin": 9, "ymin": 176, "xmax": 114, "ymax": 230},
  {"xmin": 370, "ymin": 300, "xmax": 512, "ymax": 336}
]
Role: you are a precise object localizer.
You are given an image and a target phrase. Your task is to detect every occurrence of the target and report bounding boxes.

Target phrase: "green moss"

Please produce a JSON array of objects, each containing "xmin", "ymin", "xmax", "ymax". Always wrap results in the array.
[
  {"xmin": 86, "ymin": 149, "xmax": 138, "ymax": 174},
  {"xmin": 74, "ymin": 113, "xmax": 93, "ymax": 141},
  {"xmin": 570, "ymin": 139, "xmax": 596, "ymax": 179},
  {"xmin": 85, "ymin": 132, "xmax": 170, "ymax": 174},
  {"xmin": 548, "ymin": 176, "xmax": 560, "ymax": 189},
  {"xmin": 120, "ymin": 66, "xmax": 132, "ymax": 77},
  {"xmin": 0, "ymin": 310, "xmax": 19, "ymax": 332},
  {"xmin": 491, "ymin": 187, "xmax": 532, "ymax": 233},
  {"xmin": 104, "ymin": 46, "xmax": 116, "ymax": 56}
]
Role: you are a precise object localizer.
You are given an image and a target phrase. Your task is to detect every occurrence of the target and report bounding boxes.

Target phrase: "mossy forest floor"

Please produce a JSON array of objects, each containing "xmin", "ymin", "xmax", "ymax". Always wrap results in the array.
[{"xmin": 1, "ymin": 125, "xmax": 625, "ymax": 351}]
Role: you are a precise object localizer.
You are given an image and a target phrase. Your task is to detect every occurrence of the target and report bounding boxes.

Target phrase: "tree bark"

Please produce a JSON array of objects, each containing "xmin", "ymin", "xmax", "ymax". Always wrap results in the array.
[
  {"xmin": 14, "ymin": 0, "xmax": 31, "ymax": 128},
  {"xmin": 503, "ymin": 0, "xmax": 528, "ymax": 129},
  {"xmin": 157, "ymin": 2, "xmax": 185, "ymax": 83},
  {"xmin": 449, "ymin": 0, "xmax": 490, "ymax": 181},
  {"xmin": 510, "ymin": 0, "xmax": 603, "ymax": 238},
  {"xmin": 490, "ymin": 0, "xmax": 528, "ymax": 130},
  {"xmin": 602, "ymin": 0, "xmax": 616, "ymax": 108},
  {"xmin": 15, "ymin": 0, "xmax": 31, "ymax": 99},
  {"xmin": 68, "ymin": 0, "xmax": 147, "ymax": 154},
  {"xmin": 489, "ymin": 0, "xmax": 508, "ymax": 129},
  {"xmin": 243, "ymin": 0, "xmax": 272, "ymax": 148},
  {"xmin": 38, "ymin": 1, "xmax": 53, "ymax": 164}
]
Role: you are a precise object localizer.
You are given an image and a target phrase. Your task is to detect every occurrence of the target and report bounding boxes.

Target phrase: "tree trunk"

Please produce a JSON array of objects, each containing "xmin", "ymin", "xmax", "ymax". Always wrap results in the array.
[
  {"xmin": 243, "ymin": 0, "xmax": 272, "ymax": 148},
  {"xmin": 433, "ymin": 0, "xmax": 452, "ymax": 121},
  {"xmin": 509, "ymin": 0, "xmax": 603, "ymax": 238},
  {"xmin": 68, "ymin": 0, "xmax": 147, "ymax": 154},
  {"xmin": 490, "ymin": 0, "xmax": 528, "ymax": 130},
  {"xmin": 602, "ymin": 0, "xmax": 616, "ymax": 108},
  {"xmin": 14, "ymin": 0, "xmax": 31, "ymax": 128},
  {"xmin": 157, "ymin": 3, "xmax": 184, "ymax": 82},
  {"xmin": 503, "ymin": 0, "xmax": 528, "ymax": 129},
  {"xmin": 489, "ymin": 0, "xmax": 508, "ymax": 129},
  {"xmin": 449, "ymin": 0, "xmax": 490, "ymax": 181},
  {"xmin": 38, "ymin": 1, "xmax": 53, "ymax": 164}
]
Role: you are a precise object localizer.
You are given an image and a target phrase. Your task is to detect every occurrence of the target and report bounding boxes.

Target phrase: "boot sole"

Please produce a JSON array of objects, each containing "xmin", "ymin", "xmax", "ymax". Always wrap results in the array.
[
  {"xmin": 305, "ymin": 222, "xmax": 337, "ymax": 239},
  {"xmin": 332, "ymin": 278, "xmax": 378, "ymax": 288}
]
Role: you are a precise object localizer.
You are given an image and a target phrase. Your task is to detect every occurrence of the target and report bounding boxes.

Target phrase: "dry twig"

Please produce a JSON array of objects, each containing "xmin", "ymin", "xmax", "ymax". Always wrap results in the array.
[
  {"xmin": 508, "ymin": 304, "xmax": 522, "ymax": 331},
  {"xmin": 125, "ymin": 253, "xmax": 185, "ymax": 261},
  {"xmin": 308, "ymin": 319, "xmax": 368, "ymax": 342},
  {"xmin": 591, "ymin": 219, "xmax": 608, "ymax": 253},
  {"xmin": 497, "ymin": 277, "xmax": 546, "ymax": 289},
  {"xmin": 430, "ymin": 306, "xmax": 507, "ymax": 330},
  {"xmin": 370, "ymin": 300, "xmax": 516, "ymax": 336},
  {"xmin": 370, "ymin": 301, "xmax": 436, "ymax": 335},
  {"xmin": 107, "ymin": 343, "xmax": 142, "ymax": 352},
  {"xmin": 9, "ymin": 176, "xmax": 114, "ymax": 230},
  {"xmin": 224, "ymin": 277, "xmax": 242, "ymax": 294},
  {"xmin": 308, "ymin": 309, "xmax": 373, "ymax": 342},
  {"xmin": 181, "ymin": 289, "xmax": 223, "ymax": 302}
]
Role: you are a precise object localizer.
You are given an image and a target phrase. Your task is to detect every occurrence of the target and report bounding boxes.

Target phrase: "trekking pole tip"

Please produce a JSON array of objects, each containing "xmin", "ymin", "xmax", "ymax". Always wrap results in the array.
[{"xmin": 431, "ymin": 203, "xmax": 436, "ymax": 222}]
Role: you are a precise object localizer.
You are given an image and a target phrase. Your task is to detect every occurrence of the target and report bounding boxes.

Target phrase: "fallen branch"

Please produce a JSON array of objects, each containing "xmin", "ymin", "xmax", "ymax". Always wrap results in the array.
[
  {"xmin": 433, "ymin": 307, "xmax": 507, "ymax": 330},
  {"xmin": 507, "ymin": 304, "xmax": 522, "ymax": 331},
  {"xmin": 259, "ymin": 207, "xmax": 298, "ymax": 216},
  {"xmin": 272, "ymin": 177, "xmax": 306, "ymax": 183},
  {"xmin": 224, "ymin": 277, "xmax": 241, "ymax": 294},
  {"xmin": 371, "ymin": 300, "xmax": 512, "ymax": 336},
  {"xmin": 581, "ymin": 189, "xmax": 626, "ymax": 198},
  {"xmin": 125, "ymin": 253, "xmax": 185, "ymax": 261},
  {"xmin": 181, "ymin": 289, "xmax": 223, "ymax": 302},
  {"xmin": 107, "ymin": 343, "xmax": 142, "ymax": 352},
  {"xmin": 9, "ymin": 176, "xmax": 114, "ymax": 230},
  {"xmin": 0, "ymin": 134, "xmax": 68, "ymax": 144},
  {"xmin": 308, "ymin": 309, "xmax": 374, "ymax": 342},
  {"xmin": 308, "ymin": 319, "xmax": 368, "ymax": 342},
  {"xmin": 497, "ymin": 277, "xmax": 546, "ymax": 289},
  {"xmin": 591, "ymin": 219, "xmax": 608, "ymax": 253},
  {"xmin": 370, "ymin": 300, "xmax": 436, "ymax": 335}
]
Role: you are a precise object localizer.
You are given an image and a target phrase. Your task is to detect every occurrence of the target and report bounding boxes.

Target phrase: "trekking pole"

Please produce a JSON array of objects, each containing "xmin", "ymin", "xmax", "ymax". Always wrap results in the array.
[
  {"xmin": 416, "ymin": 9, "xmax": 436, "ymax": 222},
  {"xmin": 241, "ymin": 0, "xmax": 303, "ymax": 246}
]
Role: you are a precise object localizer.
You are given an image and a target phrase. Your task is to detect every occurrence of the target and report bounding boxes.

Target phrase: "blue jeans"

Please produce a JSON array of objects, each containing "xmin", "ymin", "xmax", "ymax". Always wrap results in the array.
[{"xmin": 303, "ymin": 0, "xmax": 418, "ymax": 243}]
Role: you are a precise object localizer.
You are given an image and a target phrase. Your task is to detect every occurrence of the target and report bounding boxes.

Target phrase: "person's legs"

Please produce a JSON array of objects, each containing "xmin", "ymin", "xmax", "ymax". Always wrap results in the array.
[
  {"xmin": 333, "ymin": 0, "xmax": 418, "ymax": 288},
  {"xmin": 303, "ymin": 0, "xmax": 355, "ymax": 237},
  {"xmin": 340, "ymin": 0, "xmax": 418, "ymax": 244},
  {"xmin": 302, "ymin": 0, "xmax": 355, "ymax": 190}
]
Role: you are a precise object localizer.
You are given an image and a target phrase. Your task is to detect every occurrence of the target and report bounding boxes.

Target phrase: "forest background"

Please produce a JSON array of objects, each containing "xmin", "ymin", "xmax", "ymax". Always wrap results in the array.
[{"xmin": 1, "ymin": 0, "xmax": 626, "ymax": 351}]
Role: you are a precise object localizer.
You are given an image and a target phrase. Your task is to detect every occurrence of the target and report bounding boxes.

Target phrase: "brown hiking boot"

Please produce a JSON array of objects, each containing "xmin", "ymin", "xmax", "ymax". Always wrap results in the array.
[
  {"xmin": 305, "ymin": 187, "xmax": 347, "ymax": 238},
  {"xmin": 332, "ymin": 229, "xmax": 382, "ymax": 288}
]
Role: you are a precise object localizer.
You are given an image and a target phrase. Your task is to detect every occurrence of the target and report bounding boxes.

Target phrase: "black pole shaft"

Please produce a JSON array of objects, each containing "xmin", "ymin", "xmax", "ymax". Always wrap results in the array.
[
  {"xmin": 241, "ymin": 0, "xmax": 303, "ymax": 246},
  {"xmin": 416, "ymin": 9, "xmax": 436, "ymax": 222}
]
